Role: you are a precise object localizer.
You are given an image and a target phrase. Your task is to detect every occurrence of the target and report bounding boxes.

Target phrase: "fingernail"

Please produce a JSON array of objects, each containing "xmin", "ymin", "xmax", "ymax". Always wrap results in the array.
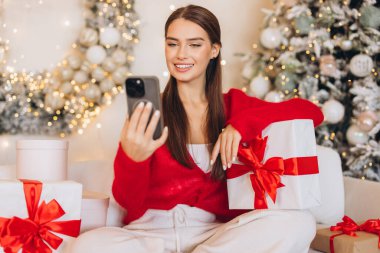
[
  {"xmin": 223, "ymin": 165, "xmax": 227, "ymax": 171},
  {"xmin": 146, "ymin": 102, "xmax": 152, "ymax": 109},
  {"xmin": 232, "ymin": 156, "xmax": 236, "ymax": 162},
  {"xmin": 154, "ymin": 110, "xmax": 160, "ymax": 116},
  {"xmin": 137, "ymin": 102, "xmax": 144, "ymax": 108},
  {"xmin": 228, "ymin": 162, "xmax": 231, "ymax": 168},
  {"xmin": 210, "ymin": 159, "xmax": 214, "ymax": 166}
]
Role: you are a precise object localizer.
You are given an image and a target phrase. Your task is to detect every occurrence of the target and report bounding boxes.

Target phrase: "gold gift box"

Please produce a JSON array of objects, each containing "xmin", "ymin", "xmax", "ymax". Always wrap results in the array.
[{"xmin": 311, "ymin": 227, "xmax": 380, "ymax": 253}]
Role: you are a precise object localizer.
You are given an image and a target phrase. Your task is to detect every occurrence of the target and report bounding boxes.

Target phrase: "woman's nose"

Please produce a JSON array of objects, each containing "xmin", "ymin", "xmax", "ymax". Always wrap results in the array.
[{"xmin": 176, "ymin": 45, "xmax": 188, "ymax": 59}]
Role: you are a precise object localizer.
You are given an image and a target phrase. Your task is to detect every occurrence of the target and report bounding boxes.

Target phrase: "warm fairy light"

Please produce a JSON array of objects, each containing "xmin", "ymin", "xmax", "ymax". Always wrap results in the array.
[
  {"xmin": 78, "ymin": 129, "xmax": 84, "ymax": 135},
  {"xmin": 169, "ymin": 4, "xmax": 176, "ymax": 11},
  {"xmin": 252, "ymin": 44, "xmax": 258, "ymax": 49},
  {"xmin": 96, "ymin": 123, "xmax": 102, "ymax": 129},
  {"xmin": 1, "ymin": 140, "xmax": 9, "ymax": 149},
  {"xmin": 220, "ymin": 60, "xmax": 227, "ymax": 66},
  {"xmin": 242, "ymin": 87, "xmax": 247, "ymax": 92}
]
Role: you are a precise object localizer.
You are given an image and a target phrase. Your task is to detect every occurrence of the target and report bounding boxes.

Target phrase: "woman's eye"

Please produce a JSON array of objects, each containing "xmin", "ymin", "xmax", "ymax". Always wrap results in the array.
[
  {"xmin": 167, "ymin": 43, "xmax": 177, "ymax": 47},
  {"xmin": 190, "ymin": 44, "xmax": 201, "ymax": 47}
]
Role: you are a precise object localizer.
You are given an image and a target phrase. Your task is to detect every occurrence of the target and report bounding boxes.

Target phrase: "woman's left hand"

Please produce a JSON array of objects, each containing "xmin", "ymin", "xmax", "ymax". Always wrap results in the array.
[{"xmin": 210, "ymin": 124, "xmax": 242, "ymax": 170}]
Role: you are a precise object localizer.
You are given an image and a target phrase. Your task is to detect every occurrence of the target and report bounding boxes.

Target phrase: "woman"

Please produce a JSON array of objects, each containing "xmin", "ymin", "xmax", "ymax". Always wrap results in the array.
[{"xmin": 69, "ymin": 4, "xmax": 323, "ymax": 253}]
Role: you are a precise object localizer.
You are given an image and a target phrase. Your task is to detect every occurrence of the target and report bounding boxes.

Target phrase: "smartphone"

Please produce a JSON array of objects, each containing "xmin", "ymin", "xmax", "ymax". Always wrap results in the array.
[{"xmin": 125, "ymin": 76, "xmax": 164, "ymax": 140}]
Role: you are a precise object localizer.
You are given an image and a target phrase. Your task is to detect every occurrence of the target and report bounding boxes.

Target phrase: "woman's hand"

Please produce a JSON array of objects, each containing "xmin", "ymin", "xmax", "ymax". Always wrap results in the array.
[
  {"xmin": 120, "ymin": 101, "xmax": 168, "ymax": 162},
  {"xmin": 210, "ymin": 124, "xmax": 241, "ymax": 170}
]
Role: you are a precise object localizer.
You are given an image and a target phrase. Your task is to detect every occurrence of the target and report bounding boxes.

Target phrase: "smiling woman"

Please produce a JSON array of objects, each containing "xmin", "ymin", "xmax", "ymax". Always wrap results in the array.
[{"xmin": 0, "ymin": 0, "xmax": 139, "ymax": 136}]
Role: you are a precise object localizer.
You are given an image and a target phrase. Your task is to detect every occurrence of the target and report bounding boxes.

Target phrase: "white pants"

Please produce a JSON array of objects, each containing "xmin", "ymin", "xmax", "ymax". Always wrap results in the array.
[{"xmin": 68, "ymin": 205, "xmax": 316, "ymax": 253}]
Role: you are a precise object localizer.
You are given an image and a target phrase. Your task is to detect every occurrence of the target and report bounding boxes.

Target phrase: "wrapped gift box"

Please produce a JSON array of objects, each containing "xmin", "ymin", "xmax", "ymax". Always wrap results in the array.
[
  {"xmin": 0, "ymin": 180, "xmax": 82, "ymax": 253},
  {"xmin": 311, "ymin": 227, "xmax": 380, "ymax": 253},
  {"xmin": 16, "ymin": 140, "xmax": 68, "ymax": 181},
  {"xmin": 81, "ymin": 191, "xmax": 110, "ymax": 233},
  {"xmin": 227, "ymin": 119, "xmax": 321, "ymax": 209}
]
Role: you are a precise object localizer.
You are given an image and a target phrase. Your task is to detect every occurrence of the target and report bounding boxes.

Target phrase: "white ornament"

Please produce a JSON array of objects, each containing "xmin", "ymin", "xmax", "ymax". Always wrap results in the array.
[
  {"xmin": 102, "ymin": 57, "xmax": 117, "ymax": 72},
  {"xmin": 80, "ymin": 61, "xmax": 92, "ymax": 73},
  {"xmin": 74, "ymin": 71, "xmax": 89, "ymax": 84},
  {"xmin": 242, "ymin": 63, "xmax": 254, "ymax": 80},
  {"xmin": 340, "ymin": 40, "xmax": 353, "ymax": 51},
  {"xmin": 346, "ymin": 125, "xmax": 369, "ymax": 145},
  {"xmin": 100, "ymin": 78, "xmax": 115, "ymax": 92},
  {"xmin": 45, "ymin": 92, "xmax": 65, "ymax": 110},
  {"xmin": 349, "ymin": 54, "xmax": 374, "ymax": 77},
  {"xmin": 260, "ymin": 27, "xmax": 282, "ymax": 49},
  {"xmin": 100, "ymin": 27, "xmax": 121, "ymax": 47},
  {"xmin": 79, "ymin": 28, "xmax": 99, "ymax": 47},
  {"xmin": 48, "ymin": 77, "xmax": 61, "ymax": 90},
  {"xmin": 86, "ymin": 45, "xmax": 107, "ymax": 64},
  {"xmin": 60, "ymin": 67, "xmax": 74, "ymax": 81},
  {"xmin": 66, "ymin": 55, "xmax": 82, "ymax": 69},
  {"xmin": 322, "ymin": 99, "xmax": 345, "ymax": 124},
  {"xmin": 85, "ymin": 84, "xmax": 102, "ymax": 102},
  {"xmin": 357, "ymin": 111, "xmax": 378, "ymax": 132},
  {"xmin": 112, "ymin": 50, "xmax": 127, "ymax": 65},
  {"xmin": 60, "ymin": 82, "xmax": 73, "ymax": 95},
  {"xmin": 249, "ymin": 75, "xmax": 271, "ymax": 99},
  {"xmin": 264, "ymin": 91, "xmax": 283, "ymax": 102},
  {"xmin": 91, "ymin": 67, "xmax": 106, "ymax": 81},
  {"xmin": 112, "ymin": 66, "xmax": 128, "ymax": 84}
]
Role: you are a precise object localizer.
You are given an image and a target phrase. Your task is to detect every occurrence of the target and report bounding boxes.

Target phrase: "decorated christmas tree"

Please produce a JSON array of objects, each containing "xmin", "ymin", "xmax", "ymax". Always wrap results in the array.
[{"xmin": 239, "ymin": 0, "xmax": 380, "ymax": 181}]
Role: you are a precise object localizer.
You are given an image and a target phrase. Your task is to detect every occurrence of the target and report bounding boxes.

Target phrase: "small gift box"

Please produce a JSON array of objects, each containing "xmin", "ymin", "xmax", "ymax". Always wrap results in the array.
[
  {"xmin": 81, "ymin": 191, "xmax": 110, "ymax": 233},
  {"xmin": 16, "ymin": 140, "xmax": 68, "ymax": 181},
  {"xmin": 0, "ymin": 180, "xmax": 82, "ymax": 253},
  {"xmin": 227, "ymin": 119, "xmax": 321, "ymax": 209},
  {"xmin": 310, "ymin": 216, "xmax": 380, "ymax": 253}
]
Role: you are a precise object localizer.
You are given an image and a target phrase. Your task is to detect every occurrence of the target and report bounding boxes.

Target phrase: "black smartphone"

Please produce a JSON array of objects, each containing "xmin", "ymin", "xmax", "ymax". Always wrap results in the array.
[{"xmin": 125, "ymin": 76, "xmax": 164, "ymax": 140}]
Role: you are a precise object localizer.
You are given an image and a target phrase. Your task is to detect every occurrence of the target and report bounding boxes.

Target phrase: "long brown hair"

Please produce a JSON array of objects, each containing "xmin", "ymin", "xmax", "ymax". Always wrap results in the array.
[{"xmin": 162, "ymin": 5, "xmax": 225, "ymax": 180}]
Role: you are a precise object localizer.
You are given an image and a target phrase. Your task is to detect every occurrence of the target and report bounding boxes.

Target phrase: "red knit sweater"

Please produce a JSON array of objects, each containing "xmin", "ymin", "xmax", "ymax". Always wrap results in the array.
[{"xmin": 112, "ymin": 88, "xmax": 324, "ymax": 225}]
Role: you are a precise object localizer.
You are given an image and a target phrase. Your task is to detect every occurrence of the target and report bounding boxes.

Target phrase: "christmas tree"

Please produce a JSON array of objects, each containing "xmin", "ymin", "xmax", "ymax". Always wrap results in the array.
[{"xmin": 239, "ymin": 0, "xmax": 380, "ymax": 181}]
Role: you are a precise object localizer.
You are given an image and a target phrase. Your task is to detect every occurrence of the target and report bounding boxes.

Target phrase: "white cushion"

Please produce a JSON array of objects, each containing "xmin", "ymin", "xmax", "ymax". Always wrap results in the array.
[{"xmin": 309, "ymin": 145, "xmax": 344, "ymax": 225}]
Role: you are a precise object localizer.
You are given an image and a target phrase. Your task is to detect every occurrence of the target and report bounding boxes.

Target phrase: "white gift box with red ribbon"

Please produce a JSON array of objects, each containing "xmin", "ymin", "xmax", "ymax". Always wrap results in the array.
[
  {"xmin": 0, "ymin": 180, "xmax": 82, "ymax": 253},
  {"xmin": 227, "ymin": 119, "xmax": 321, "ymax": 210}
]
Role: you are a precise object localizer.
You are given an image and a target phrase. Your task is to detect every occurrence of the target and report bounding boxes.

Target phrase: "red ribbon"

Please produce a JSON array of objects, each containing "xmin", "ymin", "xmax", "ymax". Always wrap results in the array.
[
  {"xmin": 329, "ymin": 216, "xmax": 380, "ymax": 253},
  {"xmin": 0, "ymin": 180, "xmax": 81, "ymax": 253},
  {"xmin": 226, "ymin": 135, "xmax": 319, "ymax": 209}
]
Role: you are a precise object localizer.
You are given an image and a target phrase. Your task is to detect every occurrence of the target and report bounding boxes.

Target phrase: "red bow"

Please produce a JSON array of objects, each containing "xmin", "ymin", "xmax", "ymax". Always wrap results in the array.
[
  {"xmin": 227, "ymin": 135, "xmax": 319, "ymax": 209},
  {"xmin": 329, "ymin": 216, "xmax": 380, "ymax": 253},
  {"xmin": 0, "ymin": 180, "xmax": 81, "ymax": 253}
]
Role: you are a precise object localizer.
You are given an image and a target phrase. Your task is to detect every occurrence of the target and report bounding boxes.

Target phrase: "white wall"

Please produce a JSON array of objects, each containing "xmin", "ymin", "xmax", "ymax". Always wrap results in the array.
[{"xmin": 0, "ymin": 0, "xmax": 273, "ymax": 165}]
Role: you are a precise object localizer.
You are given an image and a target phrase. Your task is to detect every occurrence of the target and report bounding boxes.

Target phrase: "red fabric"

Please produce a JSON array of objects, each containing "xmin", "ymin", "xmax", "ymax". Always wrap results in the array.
[{"xmin": 112, "ymin": 88, "xmax": 324, "ymax": 225}]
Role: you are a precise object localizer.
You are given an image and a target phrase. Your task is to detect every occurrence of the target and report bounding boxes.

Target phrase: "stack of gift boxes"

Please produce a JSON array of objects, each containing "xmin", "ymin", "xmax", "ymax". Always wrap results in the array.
[
  {"xmin": 226, "ymin": 119, "xmax": 380, "ymax": 253},
  {"xmin": 0, "ymin": 140, "xmax": 110, "ymax": 253}
]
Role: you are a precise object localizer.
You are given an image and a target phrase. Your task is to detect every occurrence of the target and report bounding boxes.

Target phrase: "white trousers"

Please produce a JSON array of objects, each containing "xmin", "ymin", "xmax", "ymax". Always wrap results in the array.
[{"xmin": 67, "ymin": 205, "xmax": 316, "ymax": 253}]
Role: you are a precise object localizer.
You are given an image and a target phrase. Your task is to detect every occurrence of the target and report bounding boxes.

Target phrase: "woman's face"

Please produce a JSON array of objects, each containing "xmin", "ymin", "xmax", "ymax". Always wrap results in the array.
[{"xmin": 165, "ymin": 18, "xmax": 220, "ymax": 85}]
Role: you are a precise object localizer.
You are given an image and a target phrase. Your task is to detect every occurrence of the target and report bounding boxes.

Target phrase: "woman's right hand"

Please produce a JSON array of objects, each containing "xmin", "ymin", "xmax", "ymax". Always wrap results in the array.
[{"xmin": 120, "ymin": 101, "xmax": 168, "ymax": 162}]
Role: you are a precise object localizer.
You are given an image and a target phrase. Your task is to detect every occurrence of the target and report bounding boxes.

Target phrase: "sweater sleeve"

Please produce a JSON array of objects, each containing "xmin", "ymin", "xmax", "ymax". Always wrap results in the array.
[
  {"xmin": 112, "ymin": 143, "xmax": 152, "ymax": 223},
  {"xmin": 224, "ymin": 88, "xmax": 324, "ymax": 142}
]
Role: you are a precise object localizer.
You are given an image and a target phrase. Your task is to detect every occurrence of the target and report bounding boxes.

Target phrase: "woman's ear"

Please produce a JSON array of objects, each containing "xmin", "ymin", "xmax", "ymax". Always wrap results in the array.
[{"xmin": 211, "ymin": 43, "xmax": 221, "ymax": 59}]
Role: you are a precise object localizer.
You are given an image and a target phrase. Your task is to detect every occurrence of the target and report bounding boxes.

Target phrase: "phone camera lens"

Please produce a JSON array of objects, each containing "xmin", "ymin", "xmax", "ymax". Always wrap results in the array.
[{"xmin": 126, "ymin": 78, "xmax": 145, "ymax": 98}]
